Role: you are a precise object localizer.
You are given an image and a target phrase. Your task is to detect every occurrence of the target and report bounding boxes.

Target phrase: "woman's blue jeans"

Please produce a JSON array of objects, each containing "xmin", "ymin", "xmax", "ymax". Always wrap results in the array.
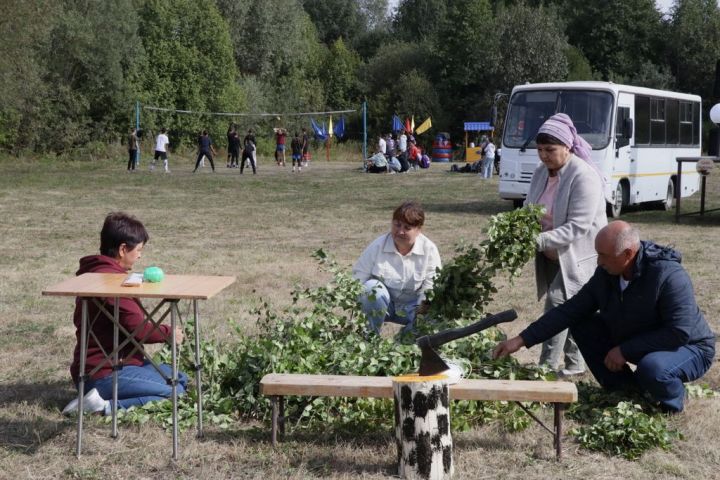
[
  {"xmin": 359, "ymin": 279, "xmax": 420, "ymax": 334},
  {"xmin": 83, "ymin": 361, "xmax": 188, "ymax": 411}
]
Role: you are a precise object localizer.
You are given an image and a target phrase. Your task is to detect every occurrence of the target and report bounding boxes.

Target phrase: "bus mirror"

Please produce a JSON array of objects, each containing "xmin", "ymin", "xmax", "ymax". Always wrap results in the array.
[{"xmin": 623, "ymin": 118, "xmax": 633, "ymax": 139}]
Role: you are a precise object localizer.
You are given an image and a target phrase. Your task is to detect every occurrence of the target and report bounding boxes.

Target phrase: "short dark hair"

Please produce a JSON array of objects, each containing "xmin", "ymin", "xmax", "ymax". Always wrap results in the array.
[
  {"xmin": 535, "ymin": 132, "xmax": 566, "ymax": 146},
  {"xmin": 392, "ymin": 201, "xmax": 425, "ymax": 228},
  {"xmin": 100, "ymin": 212, "xmax": 149, "ymax": 258}
]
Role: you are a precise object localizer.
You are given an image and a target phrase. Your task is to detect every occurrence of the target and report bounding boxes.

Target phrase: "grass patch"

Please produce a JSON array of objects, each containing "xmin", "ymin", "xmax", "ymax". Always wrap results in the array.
[{"xmin": 1, "ymin": 156, "xmax": 719, "ymax": 478}]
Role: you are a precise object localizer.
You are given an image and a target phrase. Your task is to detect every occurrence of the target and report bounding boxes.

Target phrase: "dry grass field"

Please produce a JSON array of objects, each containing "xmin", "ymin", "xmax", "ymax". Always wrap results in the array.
[{"xmin": 1, "ymin": 153, "xmax": 719, "ymax": 479}]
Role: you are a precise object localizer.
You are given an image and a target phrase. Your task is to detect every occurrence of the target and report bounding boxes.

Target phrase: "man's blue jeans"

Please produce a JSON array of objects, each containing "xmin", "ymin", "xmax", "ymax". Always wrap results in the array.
[
  {"xmin": 359, "ymin": 279, "xmax": 420, "ymax": 334},
  {"xmin": 571, "ymin": 314, "xmax": 714, "ymax": 412},
  {"xmin": 83, "ymin": 361, "xmax": 188, "ymax": 411}
]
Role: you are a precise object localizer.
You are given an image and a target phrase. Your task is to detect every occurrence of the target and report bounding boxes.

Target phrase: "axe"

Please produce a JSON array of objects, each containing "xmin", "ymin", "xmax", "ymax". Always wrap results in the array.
[{"xmin": 416, "ymin": 309, "xmax": 518, "ymax": 376}]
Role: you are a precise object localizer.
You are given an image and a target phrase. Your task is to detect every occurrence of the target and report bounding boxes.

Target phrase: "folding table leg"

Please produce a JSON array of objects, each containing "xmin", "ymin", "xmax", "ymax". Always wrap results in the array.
[
  {"xmin": 111, "ymin": 298, "xmax": 119, "ymax": 438},
  {"xmin": 193, "ymin": 299, "xmax": 204, "ymax": 438},
  {"xmin": 171, "ymin": 302, "xmax": 179, "ymax": 460},
  {"xmin": 76, "ymin": 299, "xmax": 89, "ymax": 457}
]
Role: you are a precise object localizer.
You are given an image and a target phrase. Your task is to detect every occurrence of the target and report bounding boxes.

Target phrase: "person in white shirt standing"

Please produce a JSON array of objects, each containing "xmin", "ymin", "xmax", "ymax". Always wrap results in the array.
[
  {"xmin": 151, "ymin": 128, "xmax": 170, "ymax": 173},
  {"xmin": 353, "ymin": 201, "xmax": 441, "ymax": 334},
  {"xmin": 378, "ymin": 134, "xmax": 387, "ymax": 157}
]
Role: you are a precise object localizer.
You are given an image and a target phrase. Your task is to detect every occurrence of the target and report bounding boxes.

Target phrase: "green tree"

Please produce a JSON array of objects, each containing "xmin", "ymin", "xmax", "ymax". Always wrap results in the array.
[
  {"xmin": 487, "ymin": 3, "xmax": 569, "ymax": 92},
  {"xmin": 302, "ymin": 0, "xmax": 365, "ymax": 44},
  {"xmin": 321, "ymin": 39, "xmax": 362, "ymax": 109},
  {"xmin": 565, "ymin": 45, "xmax": 593, "ymax": 81},
  {"xmin": 0, "ymin": 0, "xmax": 58, "ymax": 151},
  {"xmin": 23, "ymin": 0, "xmax": 145, "ymax": 151},
  {"xmin": 360, "ymin": 41, "xmax": 437, "ymax": 133},
  {"xmin": 393, "ymin": 0, "xmax": 448, "ymax": 42},
  {"xmin": 666, "ymin": 0, "xmax": 720, "ymax": 99},
  {"xmin": 137, "ymin": 0, "xmax": 242, "ymax": 146},
  {"xmin": 433, "ymin": 0, "xmax": 494, "ymax": 129},
  {"xmin": 217, "ymin": 0, "xmax": 326, "ymax": 118},
  {"xmin": 562, "ymin": 0, "xmax": 665, "ymax": 81}
]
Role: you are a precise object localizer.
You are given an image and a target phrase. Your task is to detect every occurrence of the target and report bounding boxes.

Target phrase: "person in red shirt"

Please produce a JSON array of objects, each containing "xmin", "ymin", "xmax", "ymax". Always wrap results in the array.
[
  {"xmin": 407, "ymin": 139, "xmax": 422, "ymax": 171},
  {"xmin": 63, "ymin": 212, "xmax": 187, "ymax": 415},
  {"xmin": 274, "ymin": 127, "xmax": 287, "ymax": 166}
]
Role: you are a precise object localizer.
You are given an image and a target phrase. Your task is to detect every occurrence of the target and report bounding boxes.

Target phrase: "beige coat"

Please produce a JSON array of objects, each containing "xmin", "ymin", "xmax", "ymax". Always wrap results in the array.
[{"xmin": 525, "ymin": 155, "xmax": 608, "ymax": 299}]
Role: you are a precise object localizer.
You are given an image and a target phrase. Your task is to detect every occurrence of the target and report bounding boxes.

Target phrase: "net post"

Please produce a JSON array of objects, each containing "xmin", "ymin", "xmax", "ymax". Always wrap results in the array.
[
  {"xmin": 135, "ymin": 100, "xmax": 141, "ymax": 166},
  {"xmin": 362, "ymin": 100, "xmax": 367, "ymax": 163}
]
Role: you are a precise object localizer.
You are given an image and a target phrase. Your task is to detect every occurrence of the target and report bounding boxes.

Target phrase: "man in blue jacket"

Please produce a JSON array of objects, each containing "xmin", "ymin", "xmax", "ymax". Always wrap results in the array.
[{"xmin": 494, "ymin": 221, "xmax": 715, "ymax": 412}]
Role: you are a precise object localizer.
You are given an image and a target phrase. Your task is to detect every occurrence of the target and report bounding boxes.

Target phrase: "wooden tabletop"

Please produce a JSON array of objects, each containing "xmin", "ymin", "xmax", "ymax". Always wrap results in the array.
[{"xmin": 42, "ymin": 273, "xmax": 236, "ymax": 300}]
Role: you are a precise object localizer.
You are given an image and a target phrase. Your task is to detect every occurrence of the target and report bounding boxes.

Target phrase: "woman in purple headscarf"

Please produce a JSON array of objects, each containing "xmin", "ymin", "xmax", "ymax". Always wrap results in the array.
[{"xmin": 524, "ymin": 113, "xmax": 607, "ymax": 376}]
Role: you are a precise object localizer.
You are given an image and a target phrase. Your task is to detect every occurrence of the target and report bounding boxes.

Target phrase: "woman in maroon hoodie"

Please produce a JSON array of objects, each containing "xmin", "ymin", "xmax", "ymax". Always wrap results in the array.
[{"xmin": 63, "ymin": 212, "xmax": 187, "ymax": 415}]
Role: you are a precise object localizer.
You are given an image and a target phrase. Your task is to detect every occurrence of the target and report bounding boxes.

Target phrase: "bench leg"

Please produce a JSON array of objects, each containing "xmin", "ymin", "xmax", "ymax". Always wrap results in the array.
[
  {"xmin": 554, "ymin": 403, "xmax": 564, "ymax": 460},
  {"xmin": 271, "ymin": 396, "xmax": 278, "ymax": 447},
  {"xmin": 279, "ymin": 396, "xmax": 285, "ymax": 437}
]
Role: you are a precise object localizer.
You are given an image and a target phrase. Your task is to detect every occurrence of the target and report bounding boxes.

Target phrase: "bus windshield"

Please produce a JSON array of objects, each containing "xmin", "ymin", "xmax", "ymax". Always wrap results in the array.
[{"xmin": 503, "ymin": 90, "xmax": 613, "ymax": 149}]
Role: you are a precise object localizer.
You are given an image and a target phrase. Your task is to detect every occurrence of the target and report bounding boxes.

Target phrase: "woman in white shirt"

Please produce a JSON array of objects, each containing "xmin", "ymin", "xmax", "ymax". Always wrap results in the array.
[{"xmin": 353, "ymin": 202, "xmax": 441, "ymax": 334}]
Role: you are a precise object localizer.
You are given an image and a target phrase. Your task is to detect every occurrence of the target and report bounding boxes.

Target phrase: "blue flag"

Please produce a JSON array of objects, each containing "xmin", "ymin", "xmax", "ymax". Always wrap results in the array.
[
  {"xmin": 311, "ymin": 118, "xmax": 327, "ymax": 140},
  {"xmin": 333, "ymin": 116, "xmax": 345, "ymax": 139},
  {"xmin": 392, "ymin": 115, "xmax": 402, "ymax": 133}
]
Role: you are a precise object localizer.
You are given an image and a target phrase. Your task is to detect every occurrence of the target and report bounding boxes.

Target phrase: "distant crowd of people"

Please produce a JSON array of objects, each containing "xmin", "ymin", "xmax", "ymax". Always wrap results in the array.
[{"xmin": 365, "ymin": 129, "xmax": 430, "ymax": 174}]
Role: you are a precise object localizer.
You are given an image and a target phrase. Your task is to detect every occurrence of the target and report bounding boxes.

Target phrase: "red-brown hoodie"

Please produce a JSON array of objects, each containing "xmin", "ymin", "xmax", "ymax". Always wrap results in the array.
[{"xmin": 70, "ymin": 255, "xmax": 171, "ymax": 384}]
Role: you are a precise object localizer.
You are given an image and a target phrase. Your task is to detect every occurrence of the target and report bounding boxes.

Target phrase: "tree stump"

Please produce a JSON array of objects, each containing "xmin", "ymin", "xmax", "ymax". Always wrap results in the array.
[{"xmin": 393, "ymin": 374, "xmax": 453, "ymax": 479}]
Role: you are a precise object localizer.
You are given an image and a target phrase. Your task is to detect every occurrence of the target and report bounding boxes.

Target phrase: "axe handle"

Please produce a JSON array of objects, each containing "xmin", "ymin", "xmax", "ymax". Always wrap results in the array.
[{"xmin": 421, "ymin": 309, "xmax": 517, "ymax": 348}]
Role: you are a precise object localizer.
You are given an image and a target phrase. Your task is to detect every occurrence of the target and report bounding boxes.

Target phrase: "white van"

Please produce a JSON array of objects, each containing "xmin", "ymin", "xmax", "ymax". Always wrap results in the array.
[{"xmin": 498, "ymin": 81, "xmax": 702, "ymax": 217}]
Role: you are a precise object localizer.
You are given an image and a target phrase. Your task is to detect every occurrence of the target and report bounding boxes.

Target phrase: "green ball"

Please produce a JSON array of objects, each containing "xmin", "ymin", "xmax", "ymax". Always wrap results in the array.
[{"xmin": 143, "ymin": 266, "xmax": 164, "ymax": 283}]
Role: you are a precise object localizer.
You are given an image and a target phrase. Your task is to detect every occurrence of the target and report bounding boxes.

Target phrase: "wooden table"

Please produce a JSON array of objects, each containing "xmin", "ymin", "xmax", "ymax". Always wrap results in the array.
[{"xmin": 43, "ymin": 272, "xmax": 235, "ymax": 460}]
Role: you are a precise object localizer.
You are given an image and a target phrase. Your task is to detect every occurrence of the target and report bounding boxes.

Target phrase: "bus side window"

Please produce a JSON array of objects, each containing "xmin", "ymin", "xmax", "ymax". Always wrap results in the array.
[{"xmin": 616, "ymin": 106, "xmax": 631, "ymax": 148}]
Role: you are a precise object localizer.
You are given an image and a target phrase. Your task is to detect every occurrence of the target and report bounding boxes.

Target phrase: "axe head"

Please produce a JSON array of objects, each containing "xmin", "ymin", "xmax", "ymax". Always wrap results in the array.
[{"xmin": 417, "ymin": 335, "xmax": 450, "ymax": 376}]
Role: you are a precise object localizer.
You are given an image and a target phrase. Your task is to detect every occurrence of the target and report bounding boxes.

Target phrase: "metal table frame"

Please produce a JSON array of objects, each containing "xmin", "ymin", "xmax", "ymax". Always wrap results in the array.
[{"xmin": 43, "ymin": 273, "xmax": 235, "ymax": 461}]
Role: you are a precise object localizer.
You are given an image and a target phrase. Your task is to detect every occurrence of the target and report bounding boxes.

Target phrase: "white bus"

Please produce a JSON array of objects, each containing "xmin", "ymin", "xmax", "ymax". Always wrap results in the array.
[{"xmin": 498, "ymin": 81, "xmax": 702, "ymax": 217}]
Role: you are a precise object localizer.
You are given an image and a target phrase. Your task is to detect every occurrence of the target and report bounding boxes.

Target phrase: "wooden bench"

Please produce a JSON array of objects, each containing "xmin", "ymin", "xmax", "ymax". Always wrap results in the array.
[{"xmin": 260, "ymin": 373, "xmax": 578, "ymax": 459}]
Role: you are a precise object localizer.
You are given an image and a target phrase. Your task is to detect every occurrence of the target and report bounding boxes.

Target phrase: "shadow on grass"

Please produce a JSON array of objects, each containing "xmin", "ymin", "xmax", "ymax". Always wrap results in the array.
[
  {"xmin": 421, "ymin": 200, "xmax": 514, "ymax": 216},
  {"xmin": 203, "ymin": 426, "xmax": 397, "ymax": 475},
  {"xmin": 614, "ymin": 204, "xmax": 720, "ymax": 227},
  {"xmin": 0, "ymin": 380, "xmax": 77, "ymax": 454}
]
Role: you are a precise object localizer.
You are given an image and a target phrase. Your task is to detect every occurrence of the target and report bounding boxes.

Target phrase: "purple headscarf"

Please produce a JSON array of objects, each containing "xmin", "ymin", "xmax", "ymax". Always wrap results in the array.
[{"xmin": 537, "ymin": 113, "xmax": 592, "ymax": 163}]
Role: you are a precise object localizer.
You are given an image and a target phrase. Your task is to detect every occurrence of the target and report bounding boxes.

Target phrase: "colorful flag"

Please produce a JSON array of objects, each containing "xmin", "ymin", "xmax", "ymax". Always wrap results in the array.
[
  {"xmin": 328, "ymin": 115, "xmax": 334, "ymax": 138},
  {"xmin": 411, "ymin": 116, "xmax": 415, "ymax": 133},
  {"xmin": 333, "ymin": 116, "xmax": 345, "ymax": 138},
  {"xmin": 404, "ymin": 117, "xmax": 411, "ymax": 133},
  {"xmin": 310, "ymin": 118, "xmax": 327, "ymax": 140},
  {"xmin": 415, "ymin": 117, "xmax": 432, "ymax": 135},
  {"xmin": 392, "ymin": 115, "xmax": 402, "ymax": 132}
]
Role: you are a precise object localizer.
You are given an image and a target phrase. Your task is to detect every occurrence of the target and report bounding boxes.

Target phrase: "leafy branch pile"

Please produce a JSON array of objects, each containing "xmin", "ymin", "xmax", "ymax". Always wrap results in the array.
[
  {"xmin": 567, "ymin": 383, "xmax": 681, "ymax": 460},
  {"xmin": 109, "ymin": 206, "xmax": 691, "ymax": 460}
]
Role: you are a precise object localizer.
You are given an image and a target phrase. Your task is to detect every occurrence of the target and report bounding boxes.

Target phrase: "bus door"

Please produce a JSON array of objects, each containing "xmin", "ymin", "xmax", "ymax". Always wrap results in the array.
[{"xmin": 613, "ymin": 93, "xmax": 634, "ymax": 205}]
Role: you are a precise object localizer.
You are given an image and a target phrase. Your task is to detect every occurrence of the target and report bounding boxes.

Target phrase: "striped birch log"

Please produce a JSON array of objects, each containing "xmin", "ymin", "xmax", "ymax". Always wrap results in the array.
[{"xmin": 393, "ymin": 374, "xmax": 453, "ymax": 480}]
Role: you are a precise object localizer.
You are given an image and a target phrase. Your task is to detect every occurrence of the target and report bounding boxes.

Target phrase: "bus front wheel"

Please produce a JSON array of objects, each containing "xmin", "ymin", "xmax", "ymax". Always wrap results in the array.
[
  {"xmin": 608, "ymin": 182, "xmax": 627, "ymax": 218},
  {"xmin": 661, "ymin": 178, "xmax": 675, "ymax": 211}
]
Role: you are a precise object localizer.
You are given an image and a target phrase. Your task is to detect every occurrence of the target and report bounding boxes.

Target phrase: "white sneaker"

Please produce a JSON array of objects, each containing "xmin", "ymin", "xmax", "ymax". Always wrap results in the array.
[
  {"xmin": 559, "ymin": 368, "xmax": 586, "ymax": 377},
  {"xmin": 62, "ymin": 388, "xmax": 108, "ymax": 415}
]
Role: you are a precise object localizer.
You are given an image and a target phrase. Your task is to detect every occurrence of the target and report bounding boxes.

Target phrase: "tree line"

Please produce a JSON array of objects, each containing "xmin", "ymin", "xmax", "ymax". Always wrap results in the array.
[{"xmin": 1, "ymin": 0, "xmax": 719, "ymax": 154}]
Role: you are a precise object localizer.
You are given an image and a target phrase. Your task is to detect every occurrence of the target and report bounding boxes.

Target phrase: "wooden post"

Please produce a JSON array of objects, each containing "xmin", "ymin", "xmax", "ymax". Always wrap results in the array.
[{"xmin": 393, "ymin": 374, "xmax": 453, "ymax": 480}]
